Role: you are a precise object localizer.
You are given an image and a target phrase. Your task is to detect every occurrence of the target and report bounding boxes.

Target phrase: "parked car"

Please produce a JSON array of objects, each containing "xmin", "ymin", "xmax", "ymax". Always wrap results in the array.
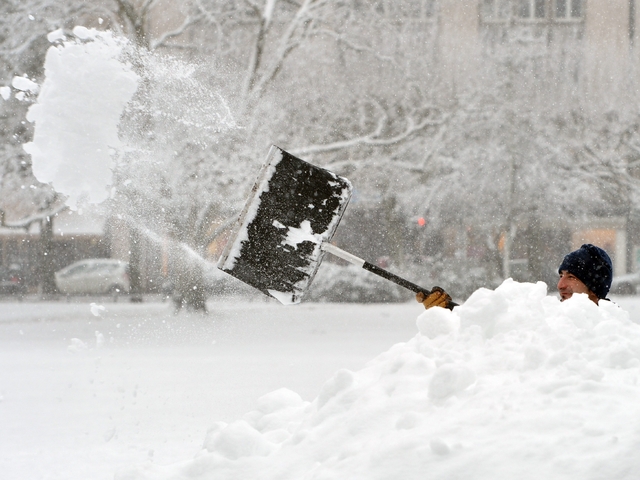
[
  {"xmin": 610, "ymin": 272, "xmax": 640, "ymax": 295},
  {"xmin": 0, "ymin": 264, "xmax": 27, "ymax": 295},
  {"xmin": 55, "ymin": 259, "xmax": 130, "ymax": 295}
]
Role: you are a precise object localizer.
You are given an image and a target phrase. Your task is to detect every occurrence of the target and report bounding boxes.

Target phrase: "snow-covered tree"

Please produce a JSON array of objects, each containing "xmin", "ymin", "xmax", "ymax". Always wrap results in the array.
[
  {"xmin": 110, "ymin": 0, "xmax": 451, "ymax": 303},
  {"xmin": 5, "ymin": 0, "xmax": 640, "ymax": 300}
]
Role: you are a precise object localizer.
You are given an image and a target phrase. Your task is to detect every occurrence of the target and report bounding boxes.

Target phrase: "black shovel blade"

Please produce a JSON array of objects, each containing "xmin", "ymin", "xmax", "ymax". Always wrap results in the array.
[{"xmin": 217, "ymin": 145, "xmax": 352, "ymax": 304}]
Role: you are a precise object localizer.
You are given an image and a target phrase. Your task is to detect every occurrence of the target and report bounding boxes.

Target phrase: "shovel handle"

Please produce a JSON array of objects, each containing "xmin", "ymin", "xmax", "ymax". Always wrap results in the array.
[
  {"xmin": 321, "ymin": 243, "xmax": 457, "ymax": 308},
  {"xmin": 361, "ymin": 261, "xmax": 427, "ymax": 293}
]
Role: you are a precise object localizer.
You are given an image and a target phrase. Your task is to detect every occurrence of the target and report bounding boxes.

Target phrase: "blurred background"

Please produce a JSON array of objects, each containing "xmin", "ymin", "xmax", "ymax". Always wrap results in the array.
[{"xmin": 2, "ymin": 0, "xmax": 640, "ymax": 304}]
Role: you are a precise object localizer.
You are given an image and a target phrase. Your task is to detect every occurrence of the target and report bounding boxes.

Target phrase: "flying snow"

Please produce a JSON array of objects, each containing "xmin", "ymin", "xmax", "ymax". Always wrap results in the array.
[
  {"xmin": 11, "ymin": 76, "xmax": 39, "ymax": 94},
  {"xmin": 23, "ymin": 27, "xmax": 139, "ymax": 209},
  {"xmin": 118, "ymin": 280, "xmax": 640, "ymax": 480},
  {"xmin": 21, "ymin": 26, "xmax": 237, "ymax": 211}
]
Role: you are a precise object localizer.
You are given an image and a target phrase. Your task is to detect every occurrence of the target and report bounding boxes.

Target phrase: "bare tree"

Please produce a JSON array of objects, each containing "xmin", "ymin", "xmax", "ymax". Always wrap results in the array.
[{"xmin": 8, "ymin": 0, "xmax": 640, "ymax": 300}]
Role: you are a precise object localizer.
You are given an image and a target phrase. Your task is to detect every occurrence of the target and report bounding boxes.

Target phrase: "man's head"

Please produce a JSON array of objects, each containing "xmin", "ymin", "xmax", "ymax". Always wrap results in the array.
[{"xmin": 557, "ymin": 244, "xmax": 613, "ymax": 303}]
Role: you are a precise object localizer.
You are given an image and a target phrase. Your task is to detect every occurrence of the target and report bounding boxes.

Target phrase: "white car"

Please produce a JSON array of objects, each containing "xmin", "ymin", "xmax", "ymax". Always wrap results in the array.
[{"xmin": 55, "ymin": 259, "xmax": 130, "ymax": 295}]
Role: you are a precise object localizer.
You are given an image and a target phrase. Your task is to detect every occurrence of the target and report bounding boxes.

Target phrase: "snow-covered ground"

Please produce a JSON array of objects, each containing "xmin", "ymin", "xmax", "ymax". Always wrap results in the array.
[
  {"xmin": 0, "ymin": 296, "xmax": 418, "ymax": 480},
  {"xmin": 2, "ymin": 287, "xmax": 640, "ymax": 480}
]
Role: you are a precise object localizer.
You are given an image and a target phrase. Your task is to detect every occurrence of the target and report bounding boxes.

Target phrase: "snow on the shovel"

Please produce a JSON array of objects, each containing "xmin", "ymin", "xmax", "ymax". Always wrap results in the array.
[
  {"xmin": 118, "ymin": 279, "xmax": 640, "ymax": 480},
  {"xmin": 268, "ymin": 220, "xmax": 322, "ymax": 304},
  {"xmin": 23, "ymin": 27, "xmax": 139, "ymax": 209},
  {"xmin": 277, "ymin": 220, "xmax": 319, "ymax": 250}
]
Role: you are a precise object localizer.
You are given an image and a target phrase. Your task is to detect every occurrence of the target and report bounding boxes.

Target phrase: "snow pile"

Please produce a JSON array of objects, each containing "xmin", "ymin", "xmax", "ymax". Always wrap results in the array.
[
  {"xmin": 118, "ymin": 279, "xmax": 640, "ymax": 480},
  {"xmin": 23, "ymin": 27, "xmax": 139, "ymax": 209}
]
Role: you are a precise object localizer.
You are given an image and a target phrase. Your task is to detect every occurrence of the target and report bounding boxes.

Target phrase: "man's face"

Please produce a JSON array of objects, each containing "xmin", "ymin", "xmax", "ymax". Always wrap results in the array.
[{"xmin": 557, "ymin": 270, "xmax": 596, "ymax": 302}]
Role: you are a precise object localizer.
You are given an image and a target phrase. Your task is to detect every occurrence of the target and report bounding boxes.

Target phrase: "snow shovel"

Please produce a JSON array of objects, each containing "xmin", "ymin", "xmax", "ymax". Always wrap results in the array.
[{"xmin": 218, "ymin": 145, "xmax": 455, "ymax": 307}]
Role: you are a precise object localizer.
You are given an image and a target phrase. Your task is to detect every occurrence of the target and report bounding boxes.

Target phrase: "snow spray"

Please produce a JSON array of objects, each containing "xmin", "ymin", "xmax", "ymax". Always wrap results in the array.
[
  {"xmin": 20, "ymin": 26, "xmax": 236, "ymax": 211},
  {"xmin": 22, "ymin": 27, "xmax": 139, "ymax": 209},
  {"xmin": 13, "ymin": 26, "xmax": 240, "ymax": 275}
]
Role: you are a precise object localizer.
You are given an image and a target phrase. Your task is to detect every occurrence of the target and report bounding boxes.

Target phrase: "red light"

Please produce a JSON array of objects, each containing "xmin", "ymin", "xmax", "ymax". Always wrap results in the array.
[{"xmin": 417, "ymin": 217, "xmax": 426, "ymax": 227}]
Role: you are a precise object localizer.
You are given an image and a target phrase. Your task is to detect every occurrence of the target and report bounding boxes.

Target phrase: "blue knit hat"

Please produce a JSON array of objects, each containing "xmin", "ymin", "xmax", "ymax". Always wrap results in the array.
[{"xmin": 558, "ymin": 244, "xmax": 613, "ymax": 299}]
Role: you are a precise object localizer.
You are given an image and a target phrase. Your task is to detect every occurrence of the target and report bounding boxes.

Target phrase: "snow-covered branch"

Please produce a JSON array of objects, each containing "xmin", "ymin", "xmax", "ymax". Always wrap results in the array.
[
  {"xmin": 151, "ymin": 12, "xmax": 204, "ymax": 50},
  {"xmin": 290, "ymin": 114, "xmax": 446, "ymax": 157},
  {"xmin": 317, "ymin": 28, "xmax": 398, "ymax": 65},
  {"xmin": 1, "ymin": 204, "xmax": 68, "ymax": 230},
  {"xmin": 247, "ymin": 0, "xmax": 330, "ymax": 101},
  {"xmin": 141, "ymin": 0, "xmax": 160, "ymax": 18}
]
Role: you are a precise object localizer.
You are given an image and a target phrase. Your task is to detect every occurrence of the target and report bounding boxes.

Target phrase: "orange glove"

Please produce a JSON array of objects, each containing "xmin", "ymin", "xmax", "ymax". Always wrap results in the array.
[{"xmin": 416, "ymin": 287, "xmax": 454, "ymax": 310}]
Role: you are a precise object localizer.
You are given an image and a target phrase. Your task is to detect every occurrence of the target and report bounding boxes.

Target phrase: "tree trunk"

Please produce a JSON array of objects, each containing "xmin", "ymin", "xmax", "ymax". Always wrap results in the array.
[
  {"xmin": 39, "ymin": 216, "xmax": 57, "ymax": 294},
  {"xmin": 501, "ymin": 223, "xmax": 517, "ymax": 279},
  {"xmin": 129, "ymin": 226, "xmax": 143, "ymax": 302}
]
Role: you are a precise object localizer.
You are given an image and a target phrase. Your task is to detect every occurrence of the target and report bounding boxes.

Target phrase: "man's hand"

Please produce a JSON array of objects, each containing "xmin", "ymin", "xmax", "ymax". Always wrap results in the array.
[{"xmin": 416, "ymin": 287, "xmax": 454, "ymax": 310}]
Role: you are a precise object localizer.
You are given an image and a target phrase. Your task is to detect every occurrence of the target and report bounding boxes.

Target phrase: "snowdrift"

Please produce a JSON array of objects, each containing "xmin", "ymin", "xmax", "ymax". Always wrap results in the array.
[{"xmin": 118, "ymin": 280, "xmax": 640, "ymax": 480}]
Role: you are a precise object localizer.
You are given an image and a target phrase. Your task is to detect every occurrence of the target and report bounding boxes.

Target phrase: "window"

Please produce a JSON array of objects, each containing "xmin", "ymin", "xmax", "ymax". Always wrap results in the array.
[
  {"xmin": 555, "ymin": 0, "xmax": 583, "ymax": 19},
  {"xmin": 376, "ymin": 0, "xmax": 436, "ymax": 20},
  {"xmin": 482, "ymin": 0, "xmax": 511, "ymax": 21},
  {"xmin": 517, "ymin": 0, "xmax": 546, "ymax": 19},
  {"xmin": 481, "ymin": 0, "xmax": 585, "ymax": 22}
]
